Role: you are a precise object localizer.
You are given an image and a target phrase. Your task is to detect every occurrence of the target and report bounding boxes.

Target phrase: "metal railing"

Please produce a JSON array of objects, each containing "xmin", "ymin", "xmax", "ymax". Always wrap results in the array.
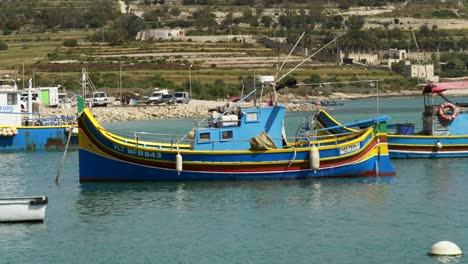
[{"xmin": 101, "ymin": 125, "xmax": 370, "ymax": 151}]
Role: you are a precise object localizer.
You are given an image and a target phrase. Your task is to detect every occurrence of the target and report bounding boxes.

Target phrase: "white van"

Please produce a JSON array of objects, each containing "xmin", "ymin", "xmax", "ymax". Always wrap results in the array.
[
  {"xmin": 147, "ymin": 89, "xmax": 169, "ymax": 104},
  {"xmin": 174, "ymin": 91, "xmax": 190, "ymax": 104}
]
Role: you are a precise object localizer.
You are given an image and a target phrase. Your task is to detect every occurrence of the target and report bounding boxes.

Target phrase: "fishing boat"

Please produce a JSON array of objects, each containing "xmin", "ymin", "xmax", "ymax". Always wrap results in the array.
[
  {"xmin": 316, "ymin": 81, "xmax": 468, "ymax": 158},
  {"xmin": 78, "ymin": 81, "xmax": 396, "ymax": 181},
  {"xmin": 0, "ymin": 196, "xmax": 48, "ymax": 222},
  {"xmin": 0, "ymin": 77, "xmax": 77, "ymax": 152}
]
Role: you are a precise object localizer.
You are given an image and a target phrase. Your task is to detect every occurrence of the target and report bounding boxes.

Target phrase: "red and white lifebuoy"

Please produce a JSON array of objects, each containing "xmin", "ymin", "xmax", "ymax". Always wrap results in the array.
[{"xmin": 438, "ymin": 102, "xmax": 459, "ymax": 121}]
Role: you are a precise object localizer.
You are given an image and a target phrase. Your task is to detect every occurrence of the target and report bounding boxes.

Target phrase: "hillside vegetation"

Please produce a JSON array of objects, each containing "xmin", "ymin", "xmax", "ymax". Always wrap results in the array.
[{"xmin": 0, "ymin": 0, "xmax": 466, "ymax": 99}]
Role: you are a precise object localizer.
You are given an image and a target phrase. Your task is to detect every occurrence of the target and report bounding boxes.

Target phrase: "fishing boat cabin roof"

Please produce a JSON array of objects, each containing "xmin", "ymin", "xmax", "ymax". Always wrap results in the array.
[{"xmin": 191, "ymin": 104, "xmax": 286, "ymax": 151}]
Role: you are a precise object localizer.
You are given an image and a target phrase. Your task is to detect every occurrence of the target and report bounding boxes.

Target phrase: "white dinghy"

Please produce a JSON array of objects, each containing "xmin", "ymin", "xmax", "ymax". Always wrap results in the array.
[{"xmin": 0, "ymin": 196, "xmax": 48, "ymax": 223}]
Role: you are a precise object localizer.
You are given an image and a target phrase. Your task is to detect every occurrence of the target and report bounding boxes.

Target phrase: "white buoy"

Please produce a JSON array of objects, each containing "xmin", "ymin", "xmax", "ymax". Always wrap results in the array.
[
  {"xmin": 176, "ymin": 153, "xmax": 183, "ymax": 175},
  {"xmin": 429, "ymin": 241, "xmax": 463, "ymax": 256},
  {"xmin": 309, "ymin": 145, "xmax": 320, "ymax": 173},
  {"xmin": 435, "ymin": 141, "xmax": 443, "ymax": 150}
]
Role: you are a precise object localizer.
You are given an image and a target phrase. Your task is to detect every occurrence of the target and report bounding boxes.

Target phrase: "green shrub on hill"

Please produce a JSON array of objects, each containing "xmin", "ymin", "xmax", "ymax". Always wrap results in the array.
[
  {"xmin": 432, "ymin": 10, "xmax": 458, "ymax": 18},
  {"xmin": 0, "ymin": 41, "xmax": 8, "ymax": 50},
  {"xmin": 63, "ymin": 39, "xmax": 78, "ymax": 47}
]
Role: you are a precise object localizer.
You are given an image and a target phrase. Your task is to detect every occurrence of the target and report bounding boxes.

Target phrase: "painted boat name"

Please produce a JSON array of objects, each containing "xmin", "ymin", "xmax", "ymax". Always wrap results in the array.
[
  {"xmin": 113, "ymin": 143, "xmax": 162, "ymax": 158},
  {"xmin": 340, "ymin": 143, "xmax": 360, "ymax": 155},
  {"xmin": 0, "ymin": 105, "xmax": 14, "ymax": 112}
]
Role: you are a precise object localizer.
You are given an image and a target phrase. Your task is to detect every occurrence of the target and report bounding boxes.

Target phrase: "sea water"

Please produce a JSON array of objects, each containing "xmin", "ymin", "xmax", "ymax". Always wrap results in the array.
[{"xmin": 0, "ymin": 97, "xmax": 467, "ymax": 264}]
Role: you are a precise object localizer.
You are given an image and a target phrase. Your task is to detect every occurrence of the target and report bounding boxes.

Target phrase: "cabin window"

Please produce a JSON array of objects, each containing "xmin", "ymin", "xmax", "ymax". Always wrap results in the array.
[
  {"xmin": 199, "ymin": 132, "xmax": 211, "ymax": 141},
  {"xmin": 7, "ymin": 94, "xmax": 17, "ymax": 105},
  {"xmin": 221, "ymin": 130, "xmax": 233, "ymax": 140},
  {"xmin": 246, "ymin": 112, "xmax": 258, "ymax": 122}
]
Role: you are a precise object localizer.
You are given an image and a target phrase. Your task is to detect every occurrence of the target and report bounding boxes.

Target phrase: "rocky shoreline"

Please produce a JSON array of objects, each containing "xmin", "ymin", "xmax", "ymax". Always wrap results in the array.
[
  {"xmin": 39, "ymin": 90, "xmax": 431, "ymax": 123},
  {"xmin": 41, "ymin": 99, "xmax": 318, "ymax": 123}
]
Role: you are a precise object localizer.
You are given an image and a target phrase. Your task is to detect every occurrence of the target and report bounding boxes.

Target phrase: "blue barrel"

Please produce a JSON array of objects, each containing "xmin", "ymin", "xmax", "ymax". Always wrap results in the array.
[
  {"xmin": 396, "ymin": 123, "xmax": 415, "ymax": 135},
  {"xmin": 129, "ymin": 99, "xmax": 138, "ymax": 105}
]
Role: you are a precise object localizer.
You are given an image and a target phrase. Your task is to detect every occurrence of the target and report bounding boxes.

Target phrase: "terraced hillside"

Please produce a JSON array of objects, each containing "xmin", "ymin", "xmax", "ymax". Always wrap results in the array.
[{"xmin": 1, "ymin": 0, "xmax": 464, "ymax": 98}]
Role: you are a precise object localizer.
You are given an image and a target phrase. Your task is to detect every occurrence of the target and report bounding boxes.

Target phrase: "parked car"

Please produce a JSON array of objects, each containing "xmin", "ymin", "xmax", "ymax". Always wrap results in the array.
[
  {"xmin": 91, "ymin": 92, "xmax": 108, "ymax": 107},
  {"xmin": 147, "ymin": 89, "xmax": 169, "ymax": 104},
  {"xmin": 159, "ymin": 94, "xmax": 176, "ymax": 105},
  {"xmin": 174, "ymin": 91, "xmax": 190, "ymax": 104}
]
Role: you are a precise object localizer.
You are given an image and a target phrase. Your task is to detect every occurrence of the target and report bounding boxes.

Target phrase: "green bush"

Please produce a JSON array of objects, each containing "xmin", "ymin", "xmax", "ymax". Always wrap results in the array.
[
  {"xmin": 432, "ymin": 10, "xmax": 457, "ymax": 18},
  {"xmin": 63, "ymin": 39, "xmax": 78, "ymax": 47},
  {"xmin": 0, "ymin": 41, "xmax": 8, "ymax": 50}
]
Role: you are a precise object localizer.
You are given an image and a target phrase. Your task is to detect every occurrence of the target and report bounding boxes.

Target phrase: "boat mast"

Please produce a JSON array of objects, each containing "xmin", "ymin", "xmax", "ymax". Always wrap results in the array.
[
  {"xmin": 82, "ymin": 68, "xmax": 87, "ymax": 99},
  {"xmin": 27, "ymin": 79, "xmax": 33, "ymax": 122}
]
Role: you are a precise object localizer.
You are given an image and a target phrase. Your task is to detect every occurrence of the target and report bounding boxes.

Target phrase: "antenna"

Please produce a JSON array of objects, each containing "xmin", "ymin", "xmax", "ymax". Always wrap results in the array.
[
  {"xmin": 276, "ymin": 32, "xmax": 345, "ymax": 83},
  {"xmin": 411, "ymin": 27, "xmax": 419, "ymax": 51},
  {"xmin": 274, "ymin": 32, "xmax": 305, "ymax": 80}
]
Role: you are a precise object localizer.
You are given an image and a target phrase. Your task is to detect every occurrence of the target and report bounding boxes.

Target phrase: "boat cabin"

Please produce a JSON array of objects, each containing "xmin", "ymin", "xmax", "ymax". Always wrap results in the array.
[
  {"xmin": 420, "ymin": 82, "xmax": 468, "ymax": 136},
  {"xmin": 0, "ymin": 78, "xmax": 21, "ymax": 126},
  {"xmin": 191, "ymin": 105, "xmax": 286, "ymax": 151}
]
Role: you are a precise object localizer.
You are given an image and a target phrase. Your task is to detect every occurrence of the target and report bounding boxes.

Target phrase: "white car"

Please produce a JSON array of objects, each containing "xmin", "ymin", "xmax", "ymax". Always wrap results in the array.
[
  {"xmin": 147, "ymin": 89, "xmax": 169, "ymax": 104},
  {"xmin": 91, "ymin": 92, "xmax": 108, "ymax": 107}
]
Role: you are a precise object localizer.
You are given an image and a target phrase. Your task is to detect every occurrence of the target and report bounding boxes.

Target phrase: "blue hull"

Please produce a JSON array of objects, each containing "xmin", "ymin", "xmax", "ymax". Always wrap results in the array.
[
  {"xmin": 78, "ymin": 106, "xmax": 396, "ymax": 181},
  {"xmin": 315, "ymin": 109, "xmax": 468, "ymax": 159},
  {"xmin": 0, "ymin": 126, "xmax": 78, "ymax": 152},
  {"xmin": 79, "ymin": 149, "xmax": 395, "ymax": 181},
  {"xmin": 388, "ymin": 135, "xmax": 468, "ymax": 158}
]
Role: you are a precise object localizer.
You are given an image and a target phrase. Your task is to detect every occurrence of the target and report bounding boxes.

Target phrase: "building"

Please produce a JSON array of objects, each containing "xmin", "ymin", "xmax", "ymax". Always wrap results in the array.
[
  {"xmin": 379, "ymin": 49, "xmax": 406, "ymax": 68},
  {"xmin": 339, "ymin": 50, "xmax": 379, "ymax": 65},
  {"xmin": 135, "ymin": 28, "xmax": 185, "ymax": 41},
  {"xmin": 339, "ymin": 49, "xmax": 407, "ymax": 68},
  {"xmin": 404, "ymin": 61, "xmax": 439, "ymax": 83}
]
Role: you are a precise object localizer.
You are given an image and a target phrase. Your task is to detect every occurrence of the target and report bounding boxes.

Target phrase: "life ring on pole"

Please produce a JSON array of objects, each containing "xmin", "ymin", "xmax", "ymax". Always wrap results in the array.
[{"xmin": 438, "ymin": 102, "xmax": 459, "ymax": 121}]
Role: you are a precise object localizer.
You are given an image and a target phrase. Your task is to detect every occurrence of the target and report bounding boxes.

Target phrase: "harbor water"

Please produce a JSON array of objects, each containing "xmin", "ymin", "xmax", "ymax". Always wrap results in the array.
[{"xmin": 1, "ymin": 97, "xmax": 467, "ymax": 264}]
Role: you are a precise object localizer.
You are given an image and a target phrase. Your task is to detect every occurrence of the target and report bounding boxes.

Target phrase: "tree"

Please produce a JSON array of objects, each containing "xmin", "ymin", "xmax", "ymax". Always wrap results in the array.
[
  {"xmin": 107, "ymin": 29, "xmax": 128, "ymax": 45},
  {"xmin": 391, "ymin": 60, "xmax": 406, "ymax": 75},
  {"xmin": 241, "ymin": 8, "xmax": 253, "ymax": 23},
  {"xmin": 278, "ymin": 14, "xmax": 294, "ymax": 29},
  {"xmin": 418, "ymin": 25, "xmax": 431, "ymax": 38},
  {"xmin": 88, "ymin": 18, "xmax": 103, "ymax": 29},
  {"xmin": 121, "ymin": 14, "xmax": 146, "ymax": 38},
  {"xmin": 5, "ymin": 17, "xmax": 22, "ymax": 30},
  {"xmin": 347, "ymin": 15, "xmax": 364, "ymax": 31},
  {"xmin": 324, "ymin": 15, "xmax": 343, "ymax": 30},
  {"xmin": 261, "ymin": 16, "xmax": 272, "ymax": 27},
  {"xmin": 192, "ymin": 8, "xmax": 217, "ymax": 31},
  {"xmin": 170, "ymin": 7, "xmax": 181, "ymax": 17}
]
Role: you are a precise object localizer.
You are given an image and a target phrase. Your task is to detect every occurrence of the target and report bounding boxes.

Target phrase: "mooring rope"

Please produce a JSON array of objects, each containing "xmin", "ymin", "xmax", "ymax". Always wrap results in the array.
[{"xmin": 55, "ymin": 115, "xmax": 77, "ymax": 184}]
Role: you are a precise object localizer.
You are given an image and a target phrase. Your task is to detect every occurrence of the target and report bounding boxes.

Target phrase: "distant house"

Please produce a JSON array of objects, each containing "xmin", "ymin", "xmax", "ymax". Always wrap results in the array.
[
  {"xmin": 404, "ymin": 61, "xmax": 439, "ymax": 83},
  {"xmin": 135, "ymin": 28, "xmax": 185, "ymax": 41},
  {"xmin": 379, "ymin": 49, "xmax": 406, "ymax": 68},
  {"xmin": 339, "ymin": 50, "xmax": 379, "ymax": 65},
  {"xmin": 339, "ymin": 49, "xmax": 406, "ymax": 68}
]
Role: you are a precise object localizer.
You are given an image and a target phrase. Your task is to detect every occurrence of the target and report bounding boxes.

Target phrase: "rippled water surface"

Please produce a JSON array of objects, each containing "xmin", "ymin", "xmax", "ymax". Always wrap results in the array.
[{"xmin": 0, "ymin": 97, "xmax": 467, "ymax": 264}]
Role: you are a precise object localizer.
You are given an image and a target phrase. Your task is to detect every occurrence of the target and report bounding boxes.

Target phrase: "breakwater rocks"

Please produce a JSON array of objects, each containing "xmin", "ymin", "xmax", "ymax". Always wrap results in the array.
[{"xmin": 42, "ymin": 100, "xmax": 317, "ymax": 123}]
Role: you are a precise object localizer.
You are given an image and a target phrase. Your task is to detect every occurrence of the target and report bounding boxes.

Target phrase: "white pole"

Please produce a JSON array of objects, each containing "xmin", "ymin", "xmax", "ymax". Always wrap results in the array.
[
  {"xmin": 81, "ymin": 68, "xmax": 86, "ymax": 98},
  {"xmin": 28, "ymin": 79, "xmax": 33, "ymax": 123},
  {"xmin": 119, "ymin": 65, "xmax": 122, "ymax": 104},
  {"xmin": 189, "ymin": 64, "xmax": 192, "ymax": 98}
]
